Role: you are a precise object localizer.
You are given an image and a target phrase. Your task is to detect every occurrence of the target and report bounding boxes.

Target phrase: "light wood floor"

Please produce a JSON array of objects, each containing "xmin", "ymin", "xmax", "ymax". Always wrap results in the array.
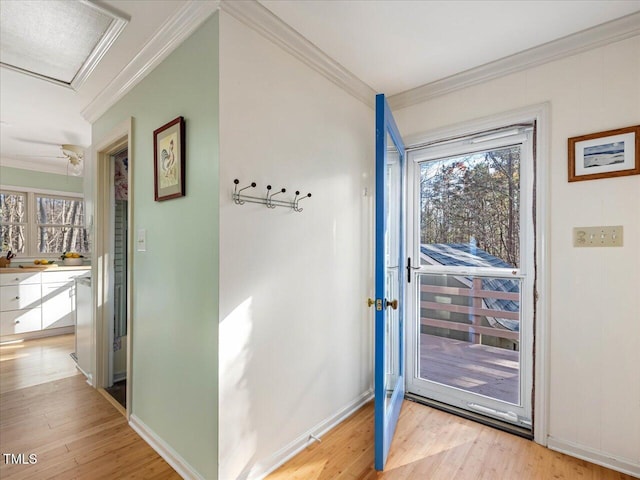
[
  {"xmin": 0, "ymin": 334, "xmax": 79, "ymax": 393},
  {"xmin": 0, "ymin": 335, "xmax": 179, "ymax": 479},
  {"xmin": 267, "ymin": 400, "xmax": 634, "ymax": 480}
]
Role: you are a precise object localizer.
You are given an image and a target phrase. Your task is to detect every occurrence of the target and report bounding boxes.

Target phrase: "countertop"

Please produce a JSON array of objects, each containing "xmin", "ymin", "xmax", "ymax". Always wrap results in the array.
[{"xmin": 0, "ymin": 265, "xmax": 91, "ymax": 273}]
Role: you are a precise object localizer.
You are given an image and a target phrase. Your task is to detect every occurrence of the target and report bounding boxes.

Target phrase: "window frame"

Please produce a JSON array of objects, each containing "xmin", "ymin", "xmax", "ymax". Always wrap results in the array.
[{"xmin": 0, "ymin": 185, "xmax": 89, "ymax": 258}]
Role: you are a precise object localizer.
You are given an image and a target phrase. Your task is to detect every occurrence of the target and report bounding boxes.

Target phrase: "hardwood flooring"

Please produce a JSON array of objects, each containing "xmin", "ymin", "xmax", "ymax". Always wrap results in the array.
[
  {"xmin": 0, "ymin": 334, "xmax": 79, "ymax": 393},
  {"xmin": 0, "ymin": 335, "xmax": 179, "ymax": 479},
  {"xmin": 267, "ymin": 400, "xmax": 634, "ymax": 480}
]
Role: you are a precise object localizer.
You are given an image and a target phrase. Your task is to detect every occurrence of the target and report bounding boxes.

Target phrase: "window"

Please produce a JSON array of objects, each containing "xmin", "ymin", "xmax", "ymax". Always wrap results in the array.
[
  {"xmin": 0, "ymin": 189, "xmax": 89, "ymax": 257},
  {"xmin": 0, "ymin": 190, "xmax": 27, "ymax": 253}
]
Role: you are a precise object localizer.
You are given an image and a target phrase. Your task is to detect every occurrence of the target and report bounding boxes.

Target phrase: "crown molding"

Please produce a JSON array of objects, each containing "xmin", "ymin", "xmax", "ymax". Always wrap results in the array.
[
  {"xmin": 389, "ymin": 11, "xmax": 640, "ymax": 110},
  {"xmin": 81, "ymin": 0, "xmax": 220, "ymax": 123},
  {"xmin": 71, "ymin": 1, "xmax": 129, "ymax": 91},
  {"xmin": 220, "ymin": 0, "xmax": 376, "ymax": 108}
]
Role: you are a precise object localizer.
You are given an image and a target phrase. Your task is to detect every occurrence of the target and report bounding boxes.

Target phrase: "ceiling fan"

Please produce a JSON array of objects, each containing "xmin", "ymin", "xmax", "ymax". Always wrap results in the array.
[
  {"xmin": 60, "ymin": 144, "xmax": 84, "ymax": 176},
  {"xmin": 13, "ymin": 144, "xmax": 84, "ymax": 176}
]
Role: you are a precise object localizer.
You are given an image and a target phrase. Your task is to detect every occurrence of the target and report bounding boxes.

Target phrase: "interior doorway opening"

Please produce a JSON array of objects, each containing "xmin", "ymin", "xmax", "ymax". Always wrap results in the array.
[
  {"xmin": 104, "ymin": 148, "xmax": 129, "ymax": 409},
  {"xmin": 93, "ymin": 119, "xmax": 133, "ymax": 418}
]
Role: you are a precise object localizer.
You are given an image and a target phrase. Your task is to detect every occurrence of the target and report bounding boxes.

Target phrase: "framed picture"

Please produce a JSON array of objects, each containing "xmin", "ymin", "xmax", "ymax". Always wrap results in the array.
[
  {"xmin": 568, "ymin": 125, "xmax": 640, "ymax": 182},
  {"xmin": 153, "ymin": 116, "xmax": 185, "ymax": 201}
]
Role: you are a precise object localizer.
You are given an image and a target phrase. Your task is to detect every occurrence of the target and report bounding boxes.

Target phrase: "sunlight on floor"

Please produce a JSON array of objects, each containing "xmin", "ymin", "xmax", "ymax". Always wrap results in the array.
[{"xmin": 269, "ymin": 458, "xmax": 328, "ymax": 480}]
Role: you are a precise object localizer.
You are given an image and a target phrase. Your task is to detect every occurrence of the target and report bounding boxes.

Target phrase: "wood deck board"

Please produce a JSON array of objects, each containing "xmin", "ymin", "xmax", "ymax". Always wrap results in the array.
[{"xmin": 420, "ymin": 334, "xmax": 520, "ymax": 404}]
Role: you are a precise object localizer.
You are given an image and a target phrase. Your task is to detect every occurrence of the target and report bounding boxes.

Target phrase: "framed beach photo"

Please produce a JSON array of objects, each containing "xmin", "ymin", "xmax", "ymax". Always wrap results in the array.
[
  {"xmin": 568, "ymin": 125, "xmax": 640, "ymax": 182},
  {"xmin": 153, "ymin": 116, "xmax": 185, "ymax": 201}
]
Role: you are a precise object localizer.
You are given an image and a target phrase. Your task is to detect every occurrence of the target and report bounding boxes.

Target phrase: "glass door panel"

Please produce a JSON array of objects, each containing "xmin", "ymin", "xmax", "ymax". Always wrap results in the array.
[
  {"xmin": 418, "ymin": 272, "xmax": 521, "ymax": 405},
  {"xmin": 407, "ymin": 130, "xmax": 534, "ymax": 429},
  {"xmin": 384, "ymin": 134, "xmax": 401, "ymax": 414}
]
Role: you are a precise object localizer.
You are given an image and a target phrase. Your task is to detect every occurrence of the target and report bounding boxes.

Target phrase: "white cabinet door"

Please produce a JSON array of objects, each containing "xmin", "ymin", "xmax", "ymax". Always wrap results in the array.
[
  {"xmin": 41, "ymin": 282, "xmax": 75, "ymax": 329},
  {"xmin": 0, "ymin": 272, "xmax": 41, "ymax": 286},
  {"xmin": 0, "ymin": 284, "xmax": 42, "ymax": 311},
  {"xmin": 0, "ymin": 309, "xmax": 42, "ymax": 335}
]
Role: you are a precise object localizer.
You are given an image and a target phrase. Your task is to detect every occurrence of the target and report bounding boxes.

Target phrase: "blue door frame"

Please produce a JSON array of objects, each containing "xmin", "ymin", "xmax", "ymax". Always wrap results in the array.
[{"xmin": 374, "ymin": 93, "xmax": 406, "ymax": 470}]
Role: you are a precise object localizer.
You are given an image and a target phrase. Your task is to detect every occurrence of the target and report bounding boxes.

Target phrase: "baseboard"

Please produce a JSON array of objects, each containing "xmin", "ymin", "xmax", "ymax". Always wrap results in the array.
[
  {"xmin": 129, "ymin": 414, "xmax": 204, "ymax": 480},
  {"xmin": 113, "ymin": 371, "xmax": 127, "ymax": 383},
  {"xmin": 547, "ymin": 436, "xmax": 640, "ymax": 478},
  {"xmin": 0, "ymin": 326, "xmax": 74, "ymax": 343},
  {"xmin": 74, "ymin": 364, "xmax": 93, "ymax": 386},
  {"xmin": 246, "ymin": 389, "xmax": 374, "ymax": 480}
]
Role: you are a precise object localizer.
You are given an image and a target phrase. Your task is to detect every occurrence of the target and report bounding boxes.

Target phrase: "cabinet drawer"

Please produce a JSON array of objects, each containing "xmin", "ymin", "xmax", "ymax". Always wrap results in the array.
[
  {"xmin": 0, "ymin": 308, "xmax": 42, "ymax": 335},
  {"xmin": 42, "ymin": 282, "xmax": 75, "ymax": 329},
  {"xmin": 0, "ymin": 272, "xmax": 41, "ymax": 286},
  {"xmin": 0, "ymin": 284, "xmax": 42, "ymax": 312},
  {"xmin": 42, "ymin": 270, "xmax": 85, "ymax": 284}
]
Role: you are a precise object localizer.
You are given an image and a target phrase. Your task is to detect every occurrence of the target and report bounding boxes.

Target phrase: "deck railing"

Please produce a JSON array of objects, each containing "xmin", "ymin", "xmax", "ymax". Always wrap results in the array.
[{"xmin": 420, "ymin": 277, "xmax": 520, "ymax": 343}]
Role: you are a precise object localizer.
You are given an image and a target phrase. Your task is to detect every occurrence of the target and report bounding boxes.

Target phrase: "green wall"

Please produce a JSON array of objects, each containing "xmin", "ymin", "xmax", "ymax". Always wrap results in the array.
[
  {"xmin": 92, "ymin": 14, "xmax": 219, "ymax": 479},
  {"xmin": 0, "ymin": 166, "xmax": 84, "ymax": 193}
]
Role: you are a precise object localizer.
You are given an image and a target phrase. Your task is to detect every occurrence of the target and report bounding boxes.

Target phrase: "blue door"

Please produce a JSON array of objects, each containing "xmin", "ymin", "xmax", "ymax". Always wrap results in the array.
[{"xmin": 374, "ymin": 93, "xmax": 406, "ymax": 470}]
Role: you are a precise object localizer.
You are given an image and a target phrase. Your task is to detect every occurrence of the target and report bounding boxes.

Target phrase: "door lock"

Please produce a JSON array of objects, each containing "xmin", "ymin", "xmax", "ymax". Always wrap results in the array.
[
  {"xmin": 367, "ymin": 298, "xmax": 384, "ymax": 311},
  {"xmin": 386, "ymin": 299, "xmax": 398, "ymax": 310}
]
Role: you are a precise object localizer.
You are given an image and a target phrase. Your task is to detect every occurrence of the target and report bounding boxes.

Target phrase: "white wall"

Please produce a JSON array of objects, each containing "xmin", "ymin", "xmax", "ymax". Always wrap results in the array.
[
  {"xmin": 219, "ymin": 11, "xmax": 374, "ymax": 480},
  {"xmin": 394, "ymin": 36, "xmax": 640, "ymax": 475}
]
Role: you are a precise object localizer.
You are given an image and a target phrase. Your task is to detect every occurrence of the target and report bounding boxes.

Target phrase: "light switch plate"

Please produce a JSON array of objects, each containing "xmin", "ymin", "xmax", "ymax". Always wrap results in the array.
[
  {"xmin": 573, "ymin": 225, "xmax": 623, "ymax": 247},
  {"xmin": 137, "ymin": 229, "xmax": 147, "ymax": 252}
]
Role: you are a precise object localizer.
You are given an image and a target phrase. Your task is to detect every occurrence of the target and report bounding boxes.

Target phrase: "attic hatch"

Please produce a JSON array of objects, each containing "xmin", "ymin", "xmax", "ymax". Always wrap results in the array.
[{"xmin": 0, "ymin": 0, "xmax": 127, "ymax": 90}]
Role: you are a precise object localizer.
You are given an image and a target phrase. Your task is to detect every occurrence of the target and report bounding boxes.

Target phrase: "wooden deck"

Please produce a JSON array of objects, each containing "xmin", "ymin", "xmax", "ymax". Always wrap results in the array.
[{"xmin": 420, "ymin": 334, "xmax": 520, "ymax": 404}]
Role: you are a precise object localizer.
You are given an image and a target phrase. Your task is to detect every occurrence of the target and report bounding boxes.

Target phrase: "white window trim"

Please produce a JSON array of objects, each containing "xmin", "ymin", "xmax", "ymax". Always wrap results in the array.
[{"xmin": 1, "ymin": 184, "xmax": 87, "ymax": 259}]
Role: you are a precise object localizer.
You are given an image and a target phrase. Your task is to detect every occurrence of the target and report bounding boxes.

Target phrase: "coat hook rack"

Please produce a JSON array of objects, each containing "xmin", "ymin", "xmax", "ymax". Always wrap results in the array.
[
  {"xmin": 233, "ymin": 179, "xmax": 257, "ymax": 205},
  {"xmin": 232, "ymin": 179, "xmax": 311, "ymax": 212},
  {"xmin": 293, "ymin": 191, "xmax": 312, "ymax": 212}
]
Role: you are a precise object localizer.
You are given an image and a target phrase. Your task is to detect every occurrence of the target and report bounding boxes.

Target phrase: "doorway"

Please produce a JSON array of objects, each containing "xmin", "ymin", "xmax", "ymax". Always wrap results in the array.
[
  {"xmin": 93, "ymin": 119, "xmax": 133, "ymax": 418},
  {"xmin": 104, "ymin": 149, "xmax": 129, "ymax": 409},
  {"xmin": 405, "ymin": 124, "xmax": 536, "ymax": 431}
]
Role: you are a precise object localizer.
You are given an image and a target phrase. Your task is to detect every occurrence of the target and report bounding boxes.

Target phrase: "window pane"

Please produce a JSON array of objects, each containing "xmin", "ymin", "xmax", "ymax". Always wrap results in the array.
[
  {"xmin": 1, "ymin": 225, "xmax": 26, "ymax": 252},
  {"xmin": 419, "ymin": 145, "xmax": 520, "ymax": 267},
  {"xmin": 1, "ymin": 192, "xmax": 26, "ymax": 223},
  {"xmin": 36, "ymin": 196, "xmax": 85, "ymax": 225},
  {"xmin": 38, "ymin": 227, "xmax": 90, "ymax": 253}
]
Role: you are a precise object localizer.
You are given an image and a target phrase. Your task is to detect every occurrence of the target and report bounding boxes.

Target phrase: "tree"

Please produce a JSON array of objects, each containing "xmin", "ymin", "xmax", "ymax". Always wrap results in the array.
[{"xmin": 420, "ymin": 146, "xmax": 520, "ymax": 267}]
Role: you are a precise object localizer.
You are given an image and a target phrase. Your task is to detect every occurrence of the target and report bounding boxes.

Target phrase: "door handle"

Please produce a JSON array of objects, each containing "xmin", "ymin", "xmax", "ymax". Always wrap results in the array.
[{"xmin": 386, "ymin": 299, "xmax": 398, "ymax": 310}]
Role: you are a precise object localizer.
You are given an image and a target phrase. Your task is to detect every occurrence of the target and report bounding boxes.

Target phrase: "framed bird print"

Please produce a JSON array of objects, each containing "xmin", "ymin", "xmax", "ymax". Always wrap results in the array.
[{"xmin": 153, "ymin": 116, "xmax": 185, "ymax": 201}]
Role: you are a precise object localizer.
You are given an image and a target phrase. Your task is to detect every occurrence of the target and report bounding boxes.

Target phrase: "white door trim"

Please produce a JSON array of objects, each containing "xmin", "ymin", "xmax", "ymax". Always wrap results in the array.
[{"xmin": 92, "ymin": 118, "xmax": 134, "ymax": 419}]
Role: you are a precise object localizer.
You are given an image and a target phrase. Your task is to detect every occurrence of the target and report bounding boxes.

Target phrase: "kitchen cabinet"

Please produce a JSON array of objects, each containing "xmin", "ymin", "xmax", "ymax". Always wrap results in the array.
[
  {"xmin": 0, "ymin": 267, "xmax": 89, "ymax": 340},
  {"xmin": 0, "ymin": 271, "xmax": 42, "ymax": 337},
  {"xmin": 41, "ymin": 282, "xmax": 75, "ymax": 329}
]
